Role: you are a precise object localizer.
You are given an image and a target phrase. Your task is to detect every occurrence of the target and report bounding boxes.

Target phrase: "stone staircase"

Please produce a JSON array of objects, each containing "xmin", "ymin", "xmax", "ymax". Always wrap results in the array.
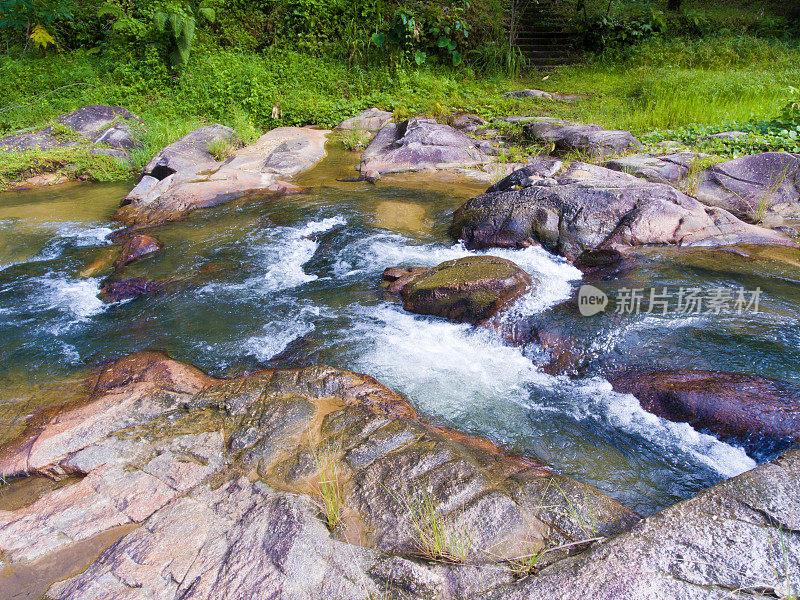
[{"xmin": 513, "ymin": 0, "xmax": 581, "ymax": 70}]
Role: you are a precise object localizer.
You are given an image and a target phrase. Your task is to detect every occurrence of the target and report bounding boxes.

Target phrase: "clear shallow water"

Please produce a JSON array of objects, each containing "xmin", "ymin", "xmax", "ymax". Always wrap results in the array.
[{"xmin": 0, "ymin": 151, "xmax": 798, "ymax": 515}]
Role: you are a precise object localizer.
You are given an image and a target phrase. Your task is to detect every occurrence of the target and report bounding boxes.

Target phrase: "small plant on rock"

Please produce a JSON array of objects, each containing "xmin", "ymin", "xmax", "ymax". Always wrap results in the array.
[
  {"xmin": 312, "ymin": 448, "xmax": 345, "ymax": 531},
  {"xmin": 341, "ymin": 127, "xmax": 371, "ymax": 152},
  {"xmin": 406, "ymin": 492, "xmax": 471, "ymax": 563},
  {"xmin": 505, "ymin": 541, "xmax": 544, "ymax": 581},
  {"xmin": 207, "ymin": 137, "xmax": 236, "ymax": 162}
]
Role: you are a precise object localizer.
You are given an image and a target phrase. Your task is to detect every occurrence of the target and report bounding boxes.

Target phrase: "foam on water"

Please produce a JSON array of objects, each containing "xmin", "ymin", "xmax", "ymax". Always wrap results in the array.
[
  {"xmin": 201, "ymin": 216, "xmax": 346, "ymax": 296},
  {"xmin": 241, "ymin": 306, "xmax": 319, "ymax": 361},
  {"xmin": 346, "ymin": 302, "xmax": 756, "ymax": 480},
  {"xmin": 34, "ymin": 275, "xmax": 106, "ymax": 325},
  {"xmin": 35, "ymin": 223, "xmax": 114, "ymax": 262},
  {"xmin": 335, "ymin": 233, "xmax": 582, "ymax": 314}
]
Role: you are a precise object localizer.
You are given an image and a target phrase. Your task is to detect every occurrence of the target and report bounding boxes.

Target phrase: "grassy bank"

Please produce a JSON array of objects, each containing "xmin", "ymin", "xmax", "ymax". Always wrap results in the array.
[{"xmin": 1, "ymin": 31, "xmax": 798, "ymax": 189}]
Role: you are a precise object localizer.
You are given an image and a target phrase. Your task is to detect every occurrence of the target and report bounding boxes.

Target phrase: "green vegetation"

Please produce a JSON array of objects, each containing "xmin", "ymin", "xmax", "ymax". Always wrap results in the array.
[
  {"xmin": 405, "ymin": 491, "xmax": 471, "ymax": 562},
  {"xmin": 0, "ymin": 0, "xmax": 798, "ymax": 188},
  {"xmin": 312, "ymin": 448, "xmax": 346, "ymax": 531},
  {"xmin": 0, "ymin": 146, "xmax": 130, "ymax": 191}
]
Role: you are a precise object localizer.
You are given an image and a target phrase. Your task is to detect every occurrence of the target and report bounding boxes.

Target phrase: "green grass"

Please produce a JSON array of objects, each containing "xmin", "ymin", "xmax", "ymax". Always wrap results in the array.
[
  {"xmin": 312, "ymin": 448, "xmax": 346, "ymax": 531},
  {"xmin": 404, "ymin": 492, "xmax": 472, "ymax": 563},
  {"xmin": 0, "ymin": 146, "xmax": 131, "ymax": 192},
  {"xmin": 0, "ymin": 31, "xmax": 798, "ymax": 189}
]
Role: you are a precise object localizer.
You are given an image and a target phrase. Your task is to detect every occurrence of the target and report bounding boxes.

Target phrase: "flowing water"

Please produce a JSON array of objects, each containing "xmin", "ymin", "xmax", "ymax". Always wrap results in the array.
[{"xmin": 1, "ymin": 148, "xmax": 799, "ymax": 515}]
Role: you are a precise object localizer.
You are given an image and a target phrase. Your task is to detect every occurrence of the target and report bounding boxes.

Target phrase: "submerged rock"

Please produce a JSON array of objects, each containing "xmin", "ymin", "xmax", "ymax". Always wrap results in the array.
[
  {"xmin": 488, "ymin": 448, "xmax": 800, "ymax": 600},
  {"xmin": 113, "ymin": 233, "xmax": 161, "ymax": 267},
  {"xmin": 608, "ymin": 368, "xmax": 800, "ymax": 441},
  {"xmin": 0, "ymin": 352, "xmax": 637, "ymax": 599},
  {"xmin": 522, "ymin": 117, "xmax": 641, "ymax": 158},
  {"xmin": 383, "ymin": 256, "xmax": 532, "ymax": 325},
  {"xmin": 117, "ymin": 126, "xmax": 323, "ymax": 225},
  {"xmin": 451, "ymin": 162, "xmax": 795, "ymax": 259},
  {"xmin": 694, "ymin": 152, "xmax": 800, "ymax": 222},
  {"xmin": 99, "ymin": 277, "xmax": 165, "ymax": 302},
  {"xmin": 360, "ymin": 118, "xmax": 493, "ymax": 174}
]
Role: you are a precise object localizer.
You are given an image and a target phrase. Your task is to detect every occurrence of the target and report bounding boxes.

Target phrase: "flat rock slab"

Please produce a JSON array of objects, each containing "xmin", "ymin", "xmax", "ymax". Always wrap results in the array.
[
  {"xmin": 523, "ymin": 117, "xmax": 641, "ymax": 158},
  {"xmin": 383, "ymin": 256, "xmax": 533, "ymax": 325},
  {"xmin": 360, "ymin": 118, "xmax": 492, "ymax": 174},
  {"xmin": 0, "ymin": 352, "xmax": 638, "ymax": 599},
  {"xmin": 117, "ymin": 126, "xmax": 325, "ymax": 225},
  {"xmin": 451, "ymin": 162, "xmax": 794, "ymax": 260},
  {"xmin": 0, "ymin": 105, "xmax": 139, "ymax": 157},
  {"xmin": 489, "ymin": 449, "xmax": 800, "ymax": 600},
  {"xmin": 695, "ymin": 152, "xmax": 800, "ymax": 221},
  {"xmin": 604, "ymin": 152, "xmax": 709, "ymax": 186},
  {"xmin": 608, "ymin": 369, "xmax": 800, "ymax": 441},
  {"xmin": 336, "ymin": 108, "xmax": 394, "ymax": 132}
]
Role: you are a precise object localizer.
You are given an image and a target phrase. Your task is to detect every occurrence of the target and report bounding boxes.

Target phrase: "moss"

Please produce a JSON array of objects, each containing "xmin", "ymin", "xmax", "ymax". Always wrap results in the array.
[{"xmin": 405, "ymin": 256, "xmax": 523, "ymax": 292}]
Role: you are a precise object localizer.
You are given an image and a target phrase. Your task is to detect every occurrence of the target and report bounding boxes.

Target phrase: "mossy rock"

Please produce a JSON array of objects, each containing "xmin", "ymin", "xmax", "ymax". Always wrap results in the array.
[{"xmin": 398, "ymin": 255, "xmax": 532, "ymax": 324}]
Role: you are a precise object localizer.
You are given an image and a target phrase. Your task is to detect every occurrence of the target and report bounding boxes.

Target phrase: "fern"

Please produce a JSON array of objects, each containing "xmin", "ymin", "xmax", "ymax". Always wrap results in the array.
[{"xmin": 29, "ymin": 24, "xmax": 55, "ymax": 50}]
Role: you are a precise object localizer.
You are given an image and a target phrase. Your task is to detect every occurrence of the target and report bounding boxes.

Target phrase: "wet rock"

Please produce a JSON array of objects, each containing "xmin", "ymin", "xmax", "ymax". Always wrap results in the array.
[
  {"xmin": 360, "ymin": 118, "xmax": 492, "ymax": 174},
  {"xmin": 336, "ymin": 108, "xmax": 393, "ymax": 132},
  {"xmin": 0, "ymin": 105, "xmax": 139, "ymax": 154},
  {"xmin": 522, "ymin": 117, "xmax": 641, "ymax": 158},
  {"xmin": 694, "ymin": 152, "xmax": 800, "ymax": 221},
  {"xmin": 451, "ymin": 162, "xmax": 795, "ymax": 260},
  {"xmin": 385, "ymin": 255, "xmax": 532, "ymax": 325},
  {"xmin": 604, "ymin": 152, "xmax": 709, "ymax": 186},
  {"xmin": 381, "ymin": 265, "xmax": 432, "ymax": 294},
  {"xmin": 117, "ymin": 126, "xmax": 321, "ymax": 225},
  {"xmin": 608, "ymin": 368, "xmax": 800, "ymax": 441},
  {"xmin": 450, "ymin": 113, "xmax": 488, "ymax": 133},
  {"xmin": 99, "ymin": 277, "xmax": 164, "ymax": 302},
  {"xmin": 0, "ymin": 355, "xmax": 638, "ymax": 599},
  {"xmin": 489, "ymin": 449, "xmax": 800, "ymax": 600},
  {"xmin": 113, "ymin": 234, "xmax": 161, "ymax": 267},
  {"xmin": 486, "ymin": 157, "xmax": 563, "ymax": 193}
]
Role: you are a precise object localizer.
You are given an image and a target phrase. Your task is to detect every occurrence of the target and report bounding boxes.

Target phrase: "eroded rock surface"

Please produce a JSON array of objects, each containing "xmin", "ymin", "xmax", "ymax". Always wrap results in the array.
[
  {"xmin": 522, "ymin": 117, "xmax": 640, "ymax": 158},
  {"xmin": 117, "ymin": 126, "xmax": 325, "ymax": 225},
  {"xmin": 604, "ymin": 152, "xmax": 709, "ymax": 186},
  {"xmin": 451, "ymin": 162, "xmax": 794, "ymax": 259},
  {"xmin": 0, "ymin": 105, "xmax": 139, "ymax": 156},
  {"xmin": 383, "ymin": 256, "xmax": 533, "ymax": 325},
  {"xmin": 488, "ymin": 449, "xmax": 800, "ymax": 600},
  {"xmin": 0, "ymin": 352, "xmax": 637, "ymax": 599},
  {"xmin": 360, "ymin": 118, "xmax": 493, "ymax": 174},
  {"xmin": 694, "ymin": 152, "xmax": 800, "ymax": 221},
  {"xmin": 336, "ymin": 108, "xmax": 394, "ymax": 132},
  {"xmin": 608, "ymin": 368, "xmax": 800, "ymax": 441}
]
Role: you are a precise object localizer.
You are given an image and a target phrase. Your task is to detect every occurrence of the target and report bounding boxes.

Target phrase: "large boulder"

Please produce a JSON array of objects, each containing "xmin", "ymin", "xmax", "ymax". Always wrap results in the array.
[
  {"xmin": 604, "ymin": 152, "xmax": 709, "ymax": 186},
  {"xmin": 0, "ymin": 105, "xmax": 139, "ymax": 157},
  {"xmin": 451, "ymin": 162, "xmax": 794, "ymax": 260},
  {"xmin": 383, "ymin": 256, "xmax": 533, "ymax": 325},
  {"xmin": 522, "ymin": 117, "xmax": 641, "ymax": 158},
  {"xmin": 488, "ymin": 448, "xmax": 800, "ymax": 600},
  {"xmin": 0, "ymin": 353, "xmax": 637, "ymax": 599},
  {"xmin": 336, "ymin": 108, "xmax": 394, "ymax": 132},
  {"xmin": 694, "ymin": 152, "xmax": 800, "ymax": 221},
  {"xmin": 359, "ymin": 118, "xmax": 493, "ymax": 174},
  {"xmin": 116, "ymin": 126, "xmax": 326, "ymax": 225},
  {"xmin": 608, "ymin": 369, "xmax": 800, "ymax": 441}
]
